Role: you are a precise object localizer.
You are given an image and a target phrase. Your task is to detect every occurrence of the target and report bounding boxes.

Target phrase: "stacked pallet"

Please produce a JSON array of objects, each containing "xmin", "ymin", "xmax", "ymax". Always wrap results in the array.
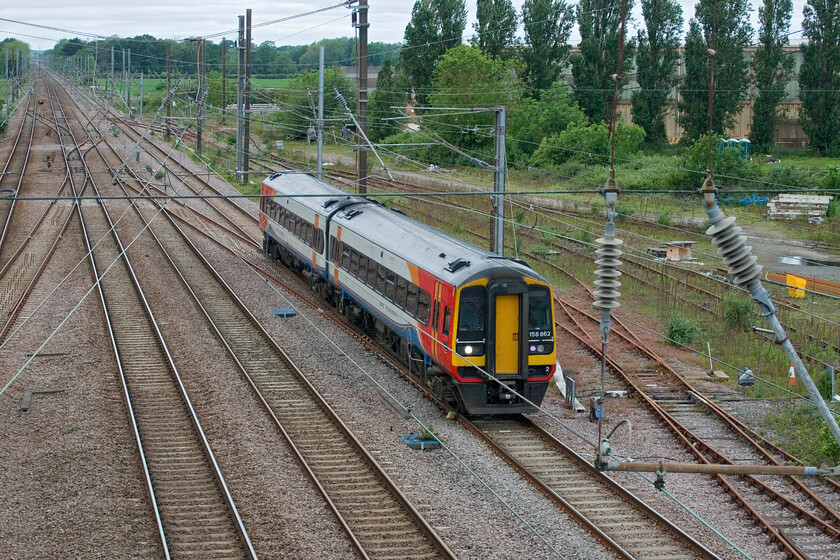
[{"xmin": 767, "ymin": 193, "xmax": 833, "ymax": 220}]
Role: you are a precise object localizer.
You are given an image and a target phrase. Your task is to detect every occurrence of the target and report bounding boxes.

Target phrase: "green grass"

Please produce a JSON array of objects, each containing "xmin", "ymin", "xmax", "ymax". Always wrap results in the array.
[
  {"xmin": 762, "ymin": 403, "xmax": 840, "ymax": 466},
  {"xmin": 251, "ymin": 78, "xmax": 291, "ymax": 89}
]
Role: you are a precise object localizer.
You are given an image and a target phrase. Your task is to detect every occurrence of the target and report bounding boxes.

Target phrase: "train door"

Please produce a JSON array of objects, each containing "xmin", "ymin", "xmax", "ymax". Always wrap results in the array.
[
  {"xmin": 488, "ymin": 281, "xmax": 527, "ymax": 377},
  {"xmin": 431, "ymin": 281, "xmax": 451, "ymax": 363},
  {"xmin": 494, "ymin": 294, "xmax": 519, "ymax": 374}
]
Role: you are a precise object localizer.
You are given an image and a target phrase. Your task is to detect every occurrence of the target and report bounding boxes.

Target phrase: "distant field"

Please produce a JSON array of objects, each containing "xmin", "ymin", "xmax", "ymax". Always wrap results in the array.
[
  {"xmin": 251, "ymin": 78, "xmax": 291, "ymax": 89},
  {"xmin": 772, "ymin": 153, "xmax": 840, "ymax": 171}
]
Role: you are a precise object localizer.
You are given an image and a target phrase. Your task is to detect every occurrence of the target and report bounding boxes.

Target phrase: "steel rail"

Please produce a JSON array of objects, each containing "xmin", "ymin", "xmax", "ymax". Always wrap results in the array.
[
  {"xmin": 65, "ymin": 79, "xmax": 261, "ymax": 246},
  {"xmin": 554, "ymin": 298, "xmax": 839, "ymax": 559},
  {"xmin": 0, "ymin": 85, "xmax": 37, "ymax": 254},
  {"xmin": 48, "ymin": 74, "xmax": 258, "ymax": 560},
  {"xmin": 214, "ymin": 236, "xmax": 719, "ymax": 560},
  {"xmin": 42, "ymin": 73, "xmax": 173, "ymax": 558},
  {"xmin": 63, "ymin": 80, "xmax": 455, "ymax": 560}
]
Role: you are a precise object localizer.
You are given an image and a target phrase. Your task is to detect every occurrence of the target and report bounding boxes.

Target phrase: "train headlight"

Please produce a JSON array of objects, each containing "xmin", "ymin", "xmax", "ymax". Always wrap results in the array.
[
  {"xmin": 457, "ymin": 343, "xmax": 484, "ymax": 356},
  {"xmin": 537, "ymin": 344, "xmax": 545, "ymax": 353}
]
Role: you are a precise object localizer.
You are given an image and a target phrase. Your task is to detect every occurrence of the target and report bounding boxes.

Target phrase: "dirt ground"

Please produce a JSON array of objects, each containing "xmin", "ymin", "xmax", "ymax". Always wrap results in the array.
[{"xmin": 743, "ymin": 223, "xmax": 840, "ymax": 282}]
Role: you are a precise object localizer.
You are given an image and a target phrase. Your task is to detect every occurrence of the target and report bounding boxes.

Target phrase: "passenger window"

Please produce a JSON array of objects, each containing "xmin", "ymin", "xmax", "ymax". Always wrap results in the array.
[
  {"xmin": 395, "ymin": 277, "xmax": 408, "ymax": 308},
  {"xmin": 367, "ymin": 259, "xmax": 377, "ymax": 285},
  {"xmin": 406, "ymin": 284, "xmax": 419, "ymax": 316},
  {"xmin": 318, "ymin": 231, "xmax": 325, "ymax": 253},
  {"xmin": 341, "ymin": 244, "xmax": 352, "ymax": 270},
  {"xmin": 417, "ymin": 290, "xmax": 431, "ymax": 325},
  {"xmin": 330, "ymin": 236, "xmax": 337, "ymax": 259},
  {"xmin": 358, "ymin": 256, "xmax": 368, "ymax": 283},
  {"xmin": 375, "ymin": 266, "xmax": 386, "ymax": 294},
  {"xmin": 442, "ymin": 307, "xmax": 451, "ymax": 336},
  {"xmin": 350, "ymin": 250, "xmax": 359, "ymax": 276},
  {"xmin": 385, "ymin": 271, "xmax": 396, "ymax": 301},
  {"xmin": 307, "ymin": 224, "xmax": 314, "ymax": 246}
]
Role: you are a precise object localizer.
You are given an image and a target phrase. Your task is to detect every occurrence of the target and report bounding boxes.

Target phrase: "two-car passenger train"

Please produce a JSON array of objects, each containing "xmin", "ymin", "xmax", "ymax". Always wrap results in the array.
[{"xmin": 259, "ymin": 171, "xmax": 557, "ymax": 415}]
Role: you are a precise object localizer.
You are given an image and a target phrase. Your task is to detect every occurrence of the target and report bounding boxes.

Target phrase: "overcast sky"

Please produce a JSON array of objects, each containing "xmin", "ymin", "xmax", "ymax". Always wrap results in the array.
[{"xmin": 1, "ymin": 0, "xmax": 810, "ymax": 52}]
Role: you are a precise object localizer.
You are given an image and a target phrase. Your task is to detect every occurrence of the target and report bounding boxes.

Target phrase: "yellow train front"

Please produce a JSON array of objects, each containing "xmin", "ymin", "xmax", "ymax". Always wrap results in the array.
[
  {"xmin": 259, "ymin": 171, "xmax": 557, "ymax": 416},
  {"xmin": 440, "ymin": 271, "xmax": 557, "ymax": 415}
]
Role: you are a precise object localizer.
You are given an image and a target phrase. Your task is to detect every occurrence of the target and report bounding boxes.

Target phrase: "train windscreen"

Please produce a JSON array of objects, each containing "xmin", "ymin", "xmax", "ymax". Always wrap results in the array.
[
  {"xmin": 456, "ymin": 285, "xmax": 486, "ymax": 356},
  {"xmin": 528, "ymin": 286, "xmax": 553, "ymax": 354}
]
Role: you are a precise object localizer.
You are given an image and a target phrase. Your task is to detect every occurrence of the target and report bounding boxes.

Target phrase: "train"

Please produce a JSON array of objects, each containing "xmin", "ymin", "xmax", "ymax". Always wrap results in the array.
[{"xmin": 259, "ymin": 171, "xmax": 557, "ymax": 415}]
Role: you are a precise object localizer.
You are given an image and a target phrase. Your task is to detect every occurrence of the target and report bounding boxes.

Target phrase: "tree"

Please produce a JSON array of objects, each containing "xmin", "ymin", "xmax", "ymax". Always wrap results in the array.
[
  {"xmin": 273, "ymin": 67, "xmax": 355, "ymax": 139},
  {"xmin": 678, "ymin": 0, "xmax": 753, "ymax": 141},
  {"xmin": 252, "ymin": 41, "xmax": 284, "ymax": 75},
  {"xmin": 631, "ymin": 0, "xmax": 683, "ymax": 144},
  {"xmin": 570, "ymin": 0, "xmax": 636, "ymax": 123},
  {"xmin": 750, "ymin": 0, "xmax": 794, "ymax": 152},
  {"xmin": 521, "ymin": 0, "xmax": 575, "ymax": 94},
  {"xmin": 298, "ymin": 38, "xmax": 354, "ymax": 67},
  {"xmin": 473, "ymin": 0, "xmax": 518, "ymax": 59},
  {"xmin": 397, "ymin": 0, "xmax": 467, "ymax": 103},
  {"xmin": 368, "ymin": 60, "xmax": 406, "ymax": 141},
  {"xmin": 426, "ymin": 45, "xmax": 524, "ymax": 161},
  {"xmin": 799, "ymin": 0, "xmax": 840, "ymax": 153},
  {"xmin": 508, "ymin": 83, "xmax": 586, "ymax": 163}
]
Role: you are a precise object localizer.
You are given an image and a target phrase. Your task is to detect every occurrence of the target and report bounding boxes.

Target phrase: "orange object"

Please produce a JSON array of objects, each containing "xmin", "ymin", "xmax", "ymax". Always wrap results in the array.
[{"xmin": 789, "ymin": 363, "xmax": 796, "ymax": 385}]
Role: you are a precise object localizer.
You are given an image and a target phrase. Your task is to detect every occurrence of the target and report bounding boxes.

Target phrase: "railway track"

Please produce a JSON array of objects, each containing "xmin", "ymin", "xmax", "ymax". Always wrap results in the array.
[
  {"xmin": 213, "ymin": 221, "xmax": 720, "ymax": 559},
  {"xmin": 52, "ymin": 81, "xmax": 840, "ymax": 557},
  {"xmin": 55, "ymin": 75, "xmax": 456, "ymax": 560},
  {"xmin": 0, "ymin": 82, "xmax": 37, "ymax": 256},
  {"xmin": 262, "ymin": 155, "xmax": 840, "ymax": 557},
  {"xmin": 554, "ymin": 288, "xmax": 840, "ymax": 559},
  {"xmin": 46, "ymin": 76, "xmax": 257, "ymax": 559},
  {"xmin": 108, "ymin": 146, "xmax": 722, "ymax": 559},
  {"xmin": 0, "ymin": 79, "xmax": 79, "ymax": 342}
]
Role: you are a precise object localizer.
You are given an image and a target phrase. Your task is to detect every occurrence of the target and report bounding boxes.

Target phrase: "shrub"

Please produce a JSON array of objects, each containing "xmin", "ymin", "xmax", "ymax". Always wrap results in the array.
[
  {"xmin": 763, "ymin": 165, "xmax": 819, "ymax": 191},
  {"xmin": 666, "ymin": 315, "xmax": 699, "ymax": 346},
  {"xmin": 765, "ymin": 404, "xmax": 840, "ymax": 466},
  {"xmin": 817, "ymin": 369, "xmax": 835, "ymax": 400},
  {"xmin": 529, "ymin": 121, "xmax": 646, "ymax": 168},
  {"xmin": 657, "ymin": 212, "xmax": 672, "ymax": 226},
  {"xmin": 681, "ymin": 134, "xmax": 755, "ymax": 188},
  {"xmin": 723, "ymin": 293, "xmax": 756, "ymax": 331}
]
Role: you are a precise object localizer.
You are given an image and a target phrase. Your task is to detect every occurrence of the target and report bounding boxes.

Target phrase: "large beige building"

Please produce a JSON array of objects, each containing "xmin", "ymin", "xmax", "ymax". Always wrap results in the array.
[{"xmin": 564, "ymin": 46, "xmax": 807, "ymax": 147}]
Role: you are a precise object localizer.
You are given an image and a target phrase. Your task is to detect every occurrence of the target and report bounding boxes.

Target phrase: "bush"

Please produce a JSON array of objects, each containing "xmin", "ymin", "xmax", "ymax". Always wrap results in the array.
[
  {"xmin": 723, "ymin": 293, "xmax": 755, "ymax": 331},
  {"xmin": 817, "ymin": 369, "xmax": 835, "ymax": 400},
  {"xmin": 657, "ymin": 212, "xmax": 672, "ymax": 226},
  {"xmin": 762, "ymin": 164, "xmax": 820, "ymax": 190},
  {"xmin": 828, "ymin": 199, "xmax": 839, "ymax": 219},
  {"xmin": 681, "ymin": 134, "xmax": 756, "ymax": 189},
  {"xmin": 529, "ymin": 121, "xmax": 646, "ymax": 168},
  {"xmin": 765, "ymin": 404, "xmax": 840, "ymax": 466},
  {"xmin": 666, "ymin": 315, "xmax": 699, "ymax": 346}
]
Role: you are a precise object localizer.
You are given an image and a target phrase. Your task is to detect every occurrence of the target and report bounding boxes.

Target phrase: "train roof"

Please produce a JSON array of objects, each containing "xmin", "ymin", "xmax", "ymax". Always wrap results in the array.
[
  {"xmin": 263, "ymin": 172, "xmax": 546, "ymax": 286},
  {"xmin": 263, "ymin": 171, "xmax": 364, "ymax": 211}
]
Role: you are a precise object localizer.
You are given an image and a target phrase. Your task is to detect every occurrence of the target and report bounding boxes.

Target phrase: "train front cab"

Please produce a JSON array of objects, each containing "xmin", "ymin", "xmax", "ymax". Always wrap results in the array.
[{"xmin": 451, "ymin": 278, "xmax": 556, "ymax": 415}]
